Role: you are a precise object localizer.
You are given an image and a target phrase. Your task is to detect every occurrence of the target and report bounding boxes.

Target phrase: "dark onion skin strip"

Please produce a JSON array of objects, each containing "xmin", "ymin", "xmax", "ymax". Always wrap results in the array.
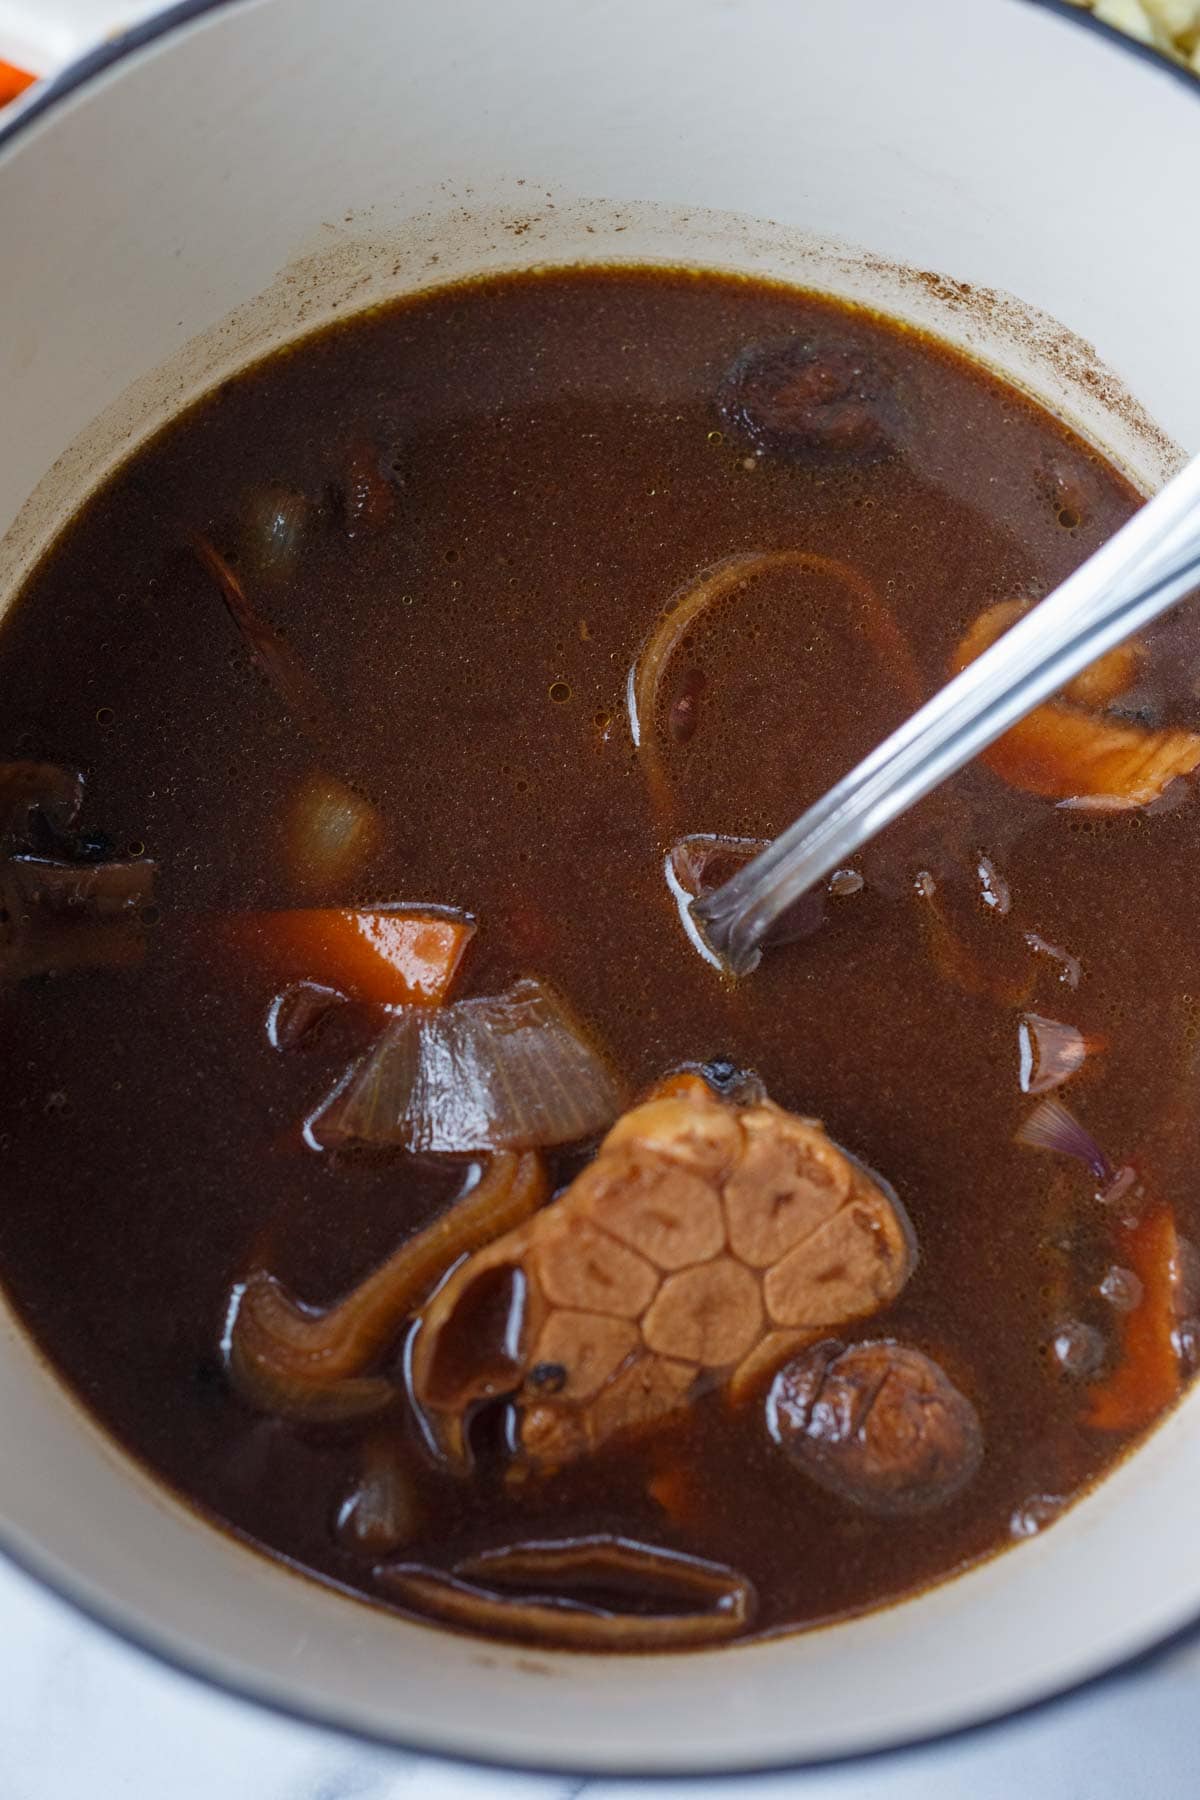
[
  {"xmin": 630, "ymin": 549, "xmax": 923, "ymax": 816},
  {"xmin": 189, "ymin": 533, "xmax": 339, "ymax": 752},
  {"xmin": 378, "ymin": 1538, "xmax": 757, "ymax": 1649},
  {"xmin": 226, "ymin": 1152, "xmax": 547, "ymax": 1418}
]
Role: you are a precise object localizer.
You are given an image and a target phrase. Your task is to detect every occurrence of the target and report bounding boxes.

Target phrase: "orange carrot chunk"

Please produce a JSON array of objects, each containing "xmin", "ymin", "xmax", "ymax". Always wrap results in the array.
[
  {"xmin": 953, "ymin": 602, "xmax": 1200, "ymax": 809},
  {"xmin": 1086, "ymin": 1199, "xmax": 1182, "ymax": 1434},
  {"xmin": 0, "ymin": 61, "xmax": 35, "ymax": 106},
  {"xmin": 230, "ymin": 908, "xmax": 475, "ymax": 1007}
]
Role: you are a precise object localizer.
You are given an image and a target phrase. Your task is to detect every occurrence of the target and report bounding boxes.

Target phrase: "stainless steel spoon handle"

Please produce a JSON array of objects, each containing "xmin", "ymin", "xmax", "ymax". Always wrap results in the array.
[{"xmin": 693, "ymin": 454, "xmax": 1200, "ymax": 975}]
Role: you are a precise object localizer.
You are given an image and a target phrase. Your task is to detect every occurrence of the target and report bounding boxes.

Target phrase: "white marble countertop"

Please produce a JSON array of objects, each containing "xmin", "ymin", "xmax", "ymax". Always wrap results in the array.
[
  {"xmin": 2, "ymin": 1543, "xmax": 1199, "ymax": 1800},
  {"xmin": 3, "ymin": 6, "xmax": 1200, "ymax": 1795}
]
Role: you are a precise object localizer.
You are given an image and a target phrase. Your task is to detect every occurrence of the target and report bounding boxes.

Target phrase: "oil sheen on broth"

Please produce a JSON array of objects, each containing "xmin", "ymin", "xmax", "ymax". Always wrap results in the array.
[{"xmin": 2, "ymin": 268, "xmax": 1199, "ymax": 1651}]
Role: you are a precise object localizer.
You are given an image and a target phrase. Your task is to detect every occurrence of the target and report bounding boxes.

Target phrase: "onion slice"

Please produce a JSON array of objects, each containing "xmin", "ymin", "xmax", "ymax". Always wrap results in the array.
[
  {"xmin": 628, "ymin": 549, "xmax": 922, "ymax": 811},
  {"xmin": 225, "ymin": 1151, "xmax": 547, "ymax": 1420},
  {"xmin": 1018, "ymin": 1013, "xmax": 1100, "ymax": 1095},
  {"xmin": 667, "ymin": 834, "xmax": 825, "ymax": 968},
  {"xmin": 336, "ymin": 1434, "xmax": 422, "ymax": 1555},
  {"xmin": 377, "ymin": 1535, "xmax": 757, "ymax": 1648},
  {"xmin": 307, "ymin": 977, "xmax": 623, "ymax": 1154},
  {"xmin": 1015, "ymin": 1096, "xmax": 1114, "ymax": 1186},
  {"xmin": 282, "ymin": 772, "xmax": 382, "ymax": 899}
]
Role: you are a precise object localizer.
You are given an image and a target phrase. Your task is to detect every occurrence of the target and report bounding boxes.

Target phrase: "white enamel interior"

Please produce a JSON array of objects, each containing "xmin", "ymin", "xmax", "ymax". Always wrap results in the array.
[{"xmin": 2, "ymin": 0, "xmax": 1200, "ymax": 1774}]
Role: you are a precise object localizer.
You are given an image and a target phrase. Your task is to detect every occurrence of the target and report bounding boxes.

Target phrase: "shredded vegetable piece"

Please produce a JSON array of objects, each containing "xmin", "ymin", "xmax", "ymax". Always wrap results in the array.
[
  {"xmin": 377, "ymin": 1536, "xmax": 757, "ymax": 1648},
  {"xmin": 225, "ymin": 1152, "xmax": 546, "ymax": 1419},
  {"xmin": 229, "ymin": 908, "xmax": 475, "ymax": 1007},
  {"xmin": 190, "ymin": 534, "xmax": 338, "ymax": 747},
  {"xmin": 307, "ymin": 978, "xmax": 623, "ymax": 1154},
  {"xmin": 1087, "ymin": 1200, "xmax": 1183, "ymax": 1433},
  {"xmin": 1023, "ymin": 931, "xmax": 1082, "ymax": 989},
  {"xmin": 953, "ymin": 601, "xmax": 1200, "ymax": 808},
  {"xmin": 1015, "ymin": 1096, "xmax": 1115, "ymax": 1185},
  {"xmin": 629, "ymin": 550, "xmax": 922, "ymax": 811}
]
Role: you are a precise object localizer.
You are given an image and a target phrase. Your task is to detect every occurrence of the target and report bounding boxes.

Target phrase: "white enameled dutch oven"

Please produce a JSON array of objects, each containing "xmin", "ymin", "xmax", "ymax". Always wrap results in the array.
[{"xmin": 1, "ymin": 0, "xmax": 1199, "ymax": 1775}]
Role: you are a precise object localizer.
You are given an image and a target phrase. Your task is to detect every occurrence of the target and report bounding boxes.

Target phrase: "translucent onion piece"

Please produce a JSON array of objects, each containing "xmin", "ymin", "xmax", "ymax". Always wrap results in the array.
[
  {"xmin": 335, "ymin": 1434, "xmax": 421, "ymax": 1555},
  {"xmin": 629, "ymin": 549, "xmax": 923, "ymax": 810},
  {"xmin": 954, "ymin": 601, "xmax": 1200, "ymax": 808},
  {"xmin": 0, "ymin": 763, "xmax": 83, "ymax": 841},
  {"xmin": 241, "ymin": 486, "xmax": 312, "ymax": 582},
  {"xmin": 1015, "ymin": 1096, "xmax": 1114, "ymax": 1184},
  {"xmin": 225, "ymin": 1152, "xmax": 546, "ymax": 1419},
  {"xmin": 1018, "ymin": 1013, "xmax": 1096, "ymax": 1095},
  {"xmin": 378, "ymin": 1536, "xmax": 757, "ymax": 1648},
  {"xmin": 1023, "ymin": 931, "xmax": 1082, "ymax": 989},
  {"xmin": 282, "ymin": 772, "xmax": 382, "ymax": 898},
  {"xmin": 1010, "ymin": 1493, "xmax": 1064, "ymax": 1539},
  {"xmin": 266, "ymin": 980, "xmax": 348, "ymax": 1051},
  {"xmin": 666, "ymin": 834, "xmax": 825, "ymax": 968},
  {"xmin": 977, "ymin": 855, "xmax": 1011, "ymax": 914},
  {"xmin": 307, "ymin": 978, "xmax": 623, "ymax": 1154}
]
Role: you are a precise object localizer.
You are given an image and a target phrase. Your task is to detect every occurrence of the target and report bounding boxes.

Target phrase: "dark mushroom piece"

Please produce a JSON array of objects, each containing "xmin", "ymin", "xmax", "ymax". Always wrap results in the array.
[
  {"xmin": 717, "ymin": 336, "xmax": 902, "ymax": 466},
  {"xmin": 767, "ymin": 1339, "xmax": 983, "ymax": 1516},
  {"xmin": 0, "ymin": 762, "xmax": 84, "ymax": 843},
  {"xmin": 377, "ymin": 1535, "xmax": 757, "ymax": 1649},
  {"xmin": 0, "ymin": 770, "xmax": 156, "ymax": 983}
]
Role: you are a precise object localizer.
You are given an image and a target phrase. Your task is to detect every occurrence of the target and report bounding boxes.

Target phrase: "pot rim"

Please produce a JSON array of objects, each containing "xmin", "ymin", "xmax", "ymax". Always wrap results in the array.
[{"xmin": 1, "ymin": 0, "xmax": 1198, "ymax": 1777}]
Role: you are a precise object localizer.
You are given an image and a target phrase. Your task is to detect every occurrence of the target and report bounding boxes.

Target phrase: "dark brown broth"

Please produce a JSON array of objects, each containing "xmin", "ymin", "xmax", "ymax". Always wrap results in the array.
[{"xmin": 2, "ymin": 267, "xmax": 1199, "ymax": 1644}]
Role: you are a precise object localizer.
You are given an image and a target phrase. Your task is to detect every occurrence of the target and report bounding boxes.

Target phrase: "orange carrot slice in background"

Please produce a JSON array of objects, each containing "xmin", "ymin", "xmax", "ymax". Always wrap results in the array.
[
  {"xmin": 229, "ymin": 908, "xmax": 475, "ymax": 1006},
  {"xmin": 1086, "ymin": 1199, "xmax": 1183, "ymax": 1434},
  {"xmin": 0, "ymin": 61, "xmax": 34, "ymax": 106}
]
